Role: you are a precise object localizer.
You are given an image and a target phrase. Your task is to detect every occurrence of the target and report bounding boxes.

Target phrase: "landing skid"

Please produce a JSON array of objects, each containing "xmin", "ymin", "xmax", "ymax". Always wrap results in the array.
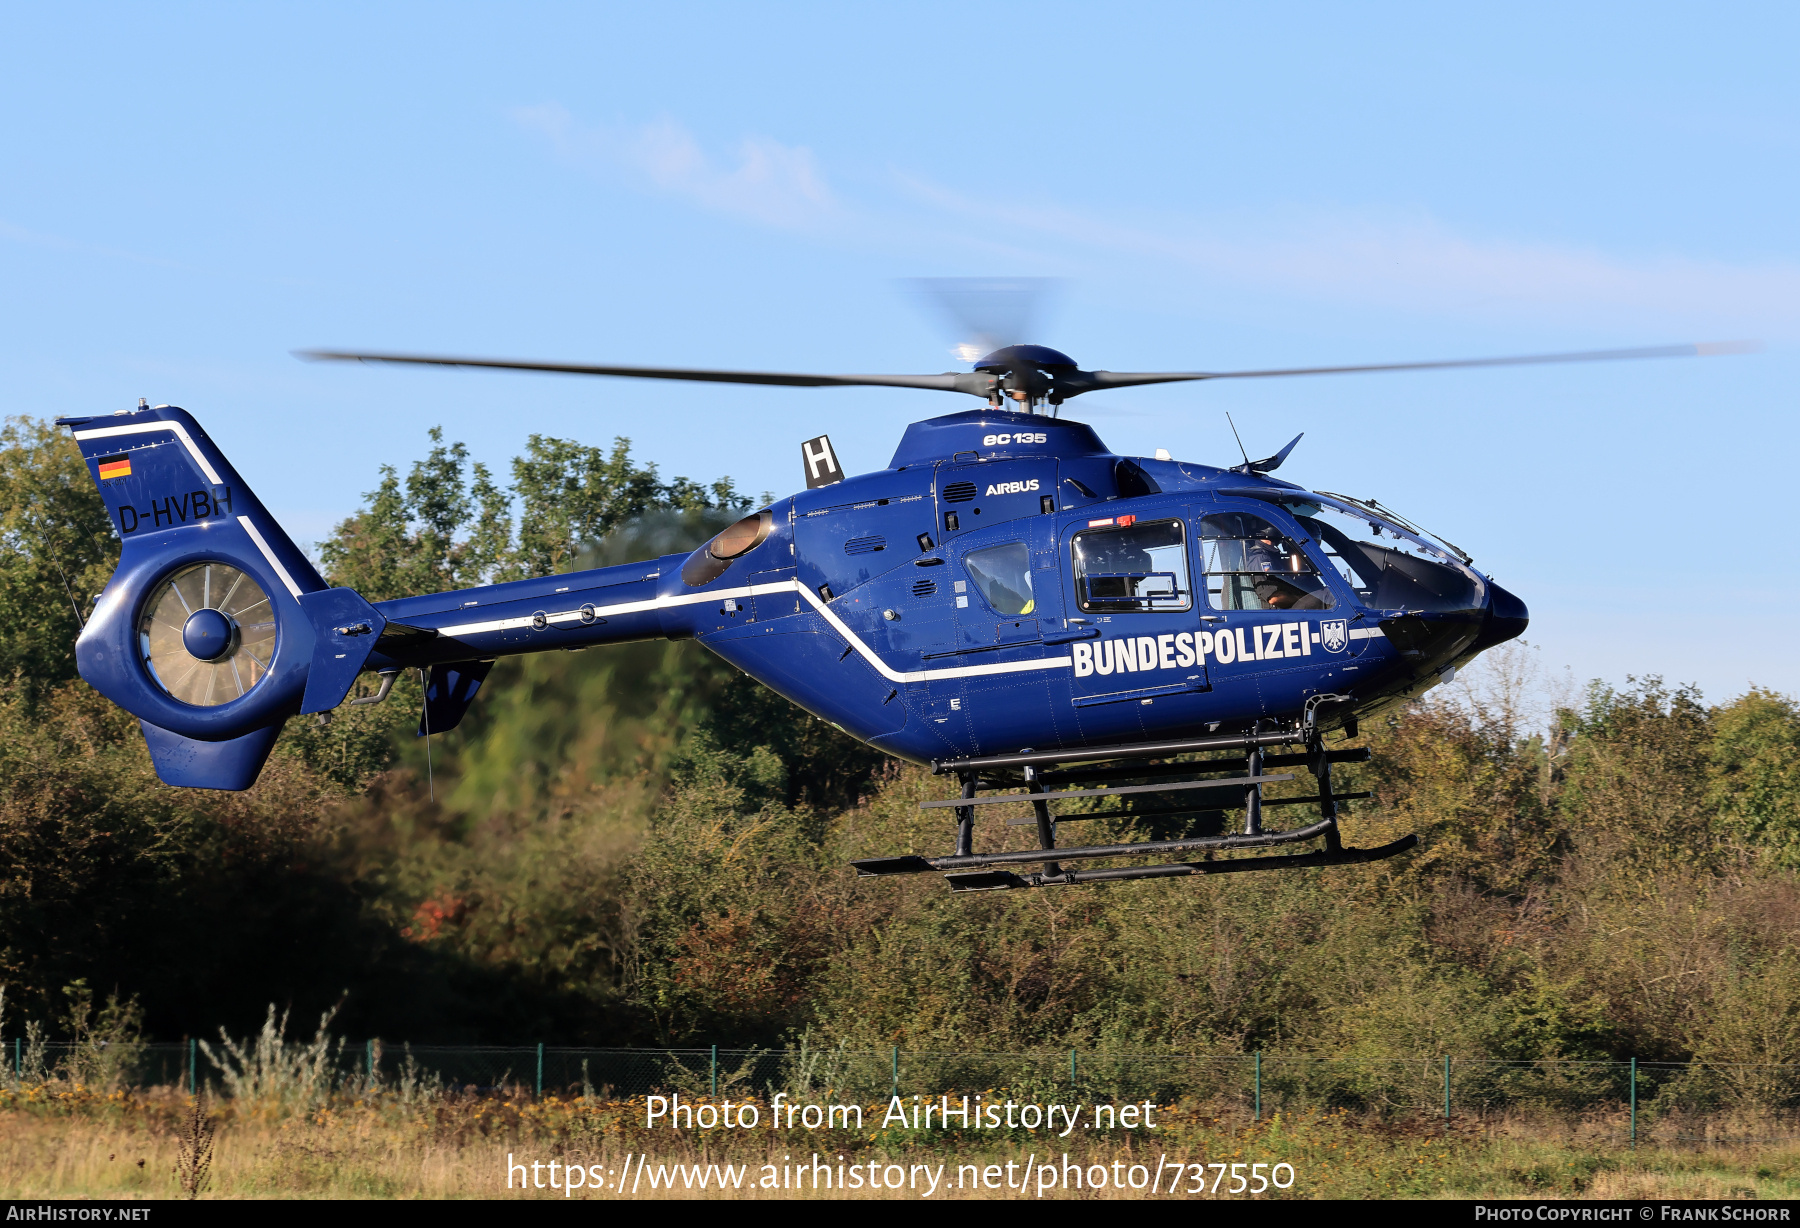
[{"xmin": 852, "ymin": 727, "xmax": 1417, "ymax": 892}]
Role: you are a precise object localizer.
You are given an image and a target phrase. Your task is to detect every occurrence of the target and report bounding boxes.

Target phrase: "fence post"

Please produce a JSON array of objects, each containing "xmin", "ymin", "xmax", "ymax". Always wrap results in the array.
[
  {"xmin": 537, "ymin": 1043, "xmax": 544, "ymax": 1099},
  {"xmin": 710, "ymin": 1045, "xmax": 718, "ymax": 1098},
  {"xmin": 14, "ymin": 1037, "xmax": 19, "ymax": 1076},
  {"xmin": 1254, "ymin": 1051, "xmax": 1262, "ymax": 1121},
  {"xmin": 188, "ymin": 1037, "xmax": 196, "ymax": 1095},
  {"xmin": 1070, "ymin": 1049, "xmax": 1077, "ymax": 1090},
  {"xmin": 1629, "ymin": 1057, "xmax": 1637, "ymax": 1148},
  {"xmin": 1443, "ymin": 1056, "xmax": 1451, "ymax": 1123},
  {"xmin": 891, "ymin": 1045, "xmax": 899, "ymax": 1099}
]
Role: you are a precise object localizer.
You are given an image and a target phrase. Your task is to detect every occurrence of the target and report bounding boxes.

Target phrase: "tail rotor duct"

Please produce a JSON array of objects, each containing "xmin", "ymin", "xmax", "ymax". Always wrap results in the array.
[{"xmin": 138, "ymin": 563, "xmax": 276, "ymax": 707}]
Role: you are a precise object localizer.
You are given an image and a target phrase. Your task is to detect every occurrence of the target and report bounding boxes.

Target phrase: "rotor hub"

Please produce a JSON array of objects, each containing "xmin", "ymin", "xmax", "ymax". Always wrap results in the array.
[
  {"xmin": 182, "ymin": 607, "xmax": 237, "ymax": 661},
  {"xmin": 971, "ymin": 345, "xmax": 1079, "ymax": 412},
  {"xmin": 972, "ymin": 344, "xmax": 1077, "ymax": 372}
]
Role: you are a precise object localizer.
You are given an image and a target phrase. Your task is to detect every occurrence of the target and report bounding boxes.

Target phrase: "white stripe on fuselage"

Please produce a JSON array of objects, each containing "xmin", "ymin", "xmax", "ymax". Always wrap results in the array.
[
  {"xmin": 434, "ymin": 580, "xmax": 1070, "ymax": 685},
  {"xmin": 431, "ymin": 582, "xmax": 1389, "ymax": 686}
]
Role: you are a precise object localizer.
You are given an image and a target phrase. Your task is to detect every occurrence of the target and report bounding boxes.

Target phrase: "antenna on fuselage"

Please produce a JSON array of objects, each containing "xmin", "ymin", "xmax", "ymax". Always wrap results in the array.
[{"xmin": 1226, "ymin": 412, "xmax": 1251, "ymax": 468}]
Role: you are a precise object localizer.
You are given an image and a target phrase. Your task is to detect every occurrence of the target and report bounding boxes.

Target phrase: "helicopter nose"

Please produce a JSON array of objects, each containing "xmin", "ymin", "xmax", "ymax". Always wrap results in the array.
[{"xmin": 1466, "ymin": 580, "xmax": 1529, "ymax": 656}]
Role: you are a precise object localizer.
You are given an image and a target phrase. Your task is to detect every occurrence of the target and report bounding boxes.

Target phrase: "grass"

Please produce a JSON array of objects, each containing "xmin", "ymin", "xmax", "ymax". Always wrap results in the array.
[{"xmin": 0, "ymin": 1086, "xmax": 1795, "ymax": 1199}]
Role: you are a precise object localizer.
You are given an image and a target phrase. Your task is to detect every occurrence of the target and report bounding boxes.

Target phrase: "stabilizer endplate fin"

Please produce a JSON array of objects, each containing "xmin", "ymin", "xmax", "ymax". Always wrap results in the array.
[
  {"xmin": 298, "ymin": 588, "xmax": 388, "ymax": 714},
  {"xmin": 420, "ymin": 660, "xmax": 494, "ymax": 736}
]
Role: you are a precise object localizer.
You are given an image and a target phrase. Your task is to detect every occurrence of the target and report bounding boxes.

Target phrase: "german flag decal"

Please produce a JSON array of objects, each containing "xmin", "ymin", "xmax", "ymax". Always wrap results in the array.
[{"xmin": 97, "ymin": 454, "xmax": 131, "ymax": 481}]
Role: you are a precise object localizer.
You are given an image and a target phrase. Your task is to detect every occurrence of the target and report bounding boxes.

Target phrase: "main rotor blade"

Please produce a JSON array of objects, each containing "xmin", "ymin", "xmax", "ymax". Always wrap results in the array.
[
  {"xmin": 297, "ymin": 349, "xmax": 966, "ymax": 392},
  {"xmin": 1079, "ymin": 340, "xmax": 1759, "ymax": 392}
]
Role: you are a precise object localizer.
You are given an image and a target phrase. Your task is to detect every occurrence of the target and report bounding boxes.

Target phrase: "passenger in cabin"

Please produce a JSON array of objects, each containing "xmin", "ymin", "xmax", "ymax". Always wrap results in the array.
[{"xmin": 1082, "ymin": 535, "xmax": 1157, "ymax": 611}]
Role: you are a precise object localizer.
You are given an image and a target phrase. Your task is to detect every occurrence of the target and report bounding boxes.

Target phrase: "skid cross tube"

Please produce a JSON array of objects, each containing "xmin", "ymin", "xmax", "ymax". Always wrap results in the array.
[
  {"xmin": 1024, "ymin": 764, "xmax": 1060, "ymax": 878},
  {"xmin": 953, "ymin": 775, "xmax": 976, "ymax": 858},
  {"xmin": 1244, "ymin": 742, "xmax": 1265, "ymax": 835},
  {"xmin": 916, "ymin": 773, "xmax": 1294, "ymax": 809}
]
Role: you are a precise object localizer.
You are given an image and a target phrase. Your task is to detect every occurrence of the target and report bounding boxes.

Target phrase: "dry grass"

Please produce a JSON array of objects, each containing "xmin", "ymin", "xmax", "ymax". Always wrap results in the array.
[{"xmin": 1, "ymin": 1087, "xmax": 1797, "ymax": 1200}]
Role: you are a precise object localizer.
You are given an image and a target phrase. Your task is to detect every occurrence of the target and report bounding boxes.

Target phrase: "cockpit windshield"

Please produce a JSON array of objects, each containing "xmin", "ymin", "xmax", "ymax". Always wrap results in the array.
[{"xmin": 1268, "ymin": 495, "xmax": 1486, "ymax": 614}]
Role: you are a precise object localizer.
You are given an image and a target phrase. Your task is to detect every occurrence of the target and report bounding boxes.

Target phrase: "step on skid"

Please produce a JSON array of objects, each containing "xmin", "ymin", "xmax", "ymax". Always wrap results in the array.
[{"xmin": 850, "ymin": 728, "xmax": 1416, "ymax": 891}]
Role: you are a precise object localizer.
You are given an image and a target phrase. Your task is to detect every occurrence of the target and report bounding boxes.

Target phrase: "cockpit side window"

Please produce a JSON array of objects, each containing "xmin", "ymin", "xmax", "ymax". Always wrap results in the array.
[
  {"xmin": 964, "ymin": 542, "xmax": 1035, "ymax": 616},
  {"xmin": 1200, "ymin": 512, "xmax": 1336, "ymax": 612},
  {"xmin": 1072, "ymin": 518, "xmax": 1192, "ymax": 613}
]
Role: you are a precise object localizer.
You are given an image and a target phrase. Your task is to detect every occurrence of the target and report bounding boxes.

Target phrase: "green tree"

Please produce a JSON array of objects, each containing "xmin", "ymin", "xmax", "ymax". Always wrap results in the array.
[
  {"xmin": 505, "ymin": 434, "xmax": 743, "ymax": 580},
  {"xmin": 1710, "ymin": 688, "xmax": 1800, "ymax": 867},
  {"xmin": 319, "ymin": 427, "xmax": 750, "ymax": 596},
  {"xmin": 318, "ymin": 428, "xmax": 513, "ymax": 601},
  {"xmin": 1557, "ymin": 677, "xmax": 1717, "ymax": 878},
  {"xmin": 0, "ymin": 418, "xmax": 119, "ymax": 693}
]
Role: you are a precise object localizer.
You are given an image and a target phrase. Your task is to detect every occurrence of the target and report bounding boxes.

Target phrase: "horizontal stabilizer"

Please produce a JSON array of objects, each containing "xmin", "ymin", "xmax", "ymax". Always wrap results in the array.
[
  {"xmin": 376, "ymin": 621, "xmax": 437, "ymax": 652},
  {"xmin": 139, "ymin": 720, "xmax": 283, "ymax": 791}
]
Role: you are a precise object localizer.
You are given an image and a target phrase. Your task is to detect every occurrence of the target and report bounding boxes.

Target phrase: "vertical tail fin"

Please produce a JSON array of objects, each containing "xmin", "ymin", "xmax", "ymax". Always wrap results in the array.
[
  {"xmin": 59, "ymin": 404, "xmax": 382, "ymax": 789},
  {"xmin": 58, "ymin": 404, "xmax": 325, "ymax": 596}
]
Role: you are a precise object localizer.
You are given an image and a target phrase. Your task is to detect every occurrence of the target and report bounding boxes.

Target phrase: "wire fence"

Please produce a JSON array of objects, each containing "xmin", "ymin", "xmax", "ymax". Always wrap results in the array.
[{"xmin": 7, "ymin": 1040, "xmax": 1800, "ymax": 1145}]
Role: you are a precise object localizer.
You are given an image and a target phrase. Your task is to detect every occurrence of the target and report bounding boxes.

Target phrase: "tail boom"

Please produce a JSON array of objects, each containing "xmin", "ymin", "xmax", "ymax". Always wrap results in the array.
[{"xmin": 59, "ymin": 404, "xmax": 719, "ymax": 790}]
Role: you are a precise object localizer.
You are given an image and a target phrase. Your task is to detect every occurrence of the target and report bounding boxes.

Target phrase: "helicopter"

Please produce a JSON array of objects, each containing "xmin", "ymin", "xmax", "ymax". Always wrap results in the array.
[{"xmin": 57, "ymin": 317, "xmax": 1749, "ymax": 891}]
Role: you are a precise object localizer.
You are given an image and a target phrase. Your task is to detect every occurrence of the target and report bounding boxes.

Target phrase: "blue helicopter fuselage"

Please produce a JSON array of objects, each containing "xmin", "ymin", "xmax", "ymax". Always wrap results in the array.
[{"xmin": 365, "ymin": 407, "xmax": 1527, "ymax": 763}]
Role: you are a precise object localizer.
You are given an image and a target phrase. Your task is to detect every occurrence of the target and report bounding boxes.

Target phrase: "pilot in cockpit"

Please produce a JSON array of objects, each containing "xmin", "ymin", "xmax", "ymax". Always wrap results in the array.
[{"xmin": 1249, "ymin": 530, "xmax": 1331, "ymax": 611}]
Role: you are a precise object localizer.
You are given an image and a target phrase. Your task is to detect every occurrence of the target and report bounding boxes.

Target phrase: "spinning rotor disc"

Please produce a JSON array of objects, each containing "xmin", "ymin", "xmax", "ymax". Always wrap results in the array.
[
  {"xmin": 137, "ymin": 563, "xmax": 276, "ymax": 706},
  {"xmin": 300, "ymin": 276, "xmax": 1755, "ymax": 414}
]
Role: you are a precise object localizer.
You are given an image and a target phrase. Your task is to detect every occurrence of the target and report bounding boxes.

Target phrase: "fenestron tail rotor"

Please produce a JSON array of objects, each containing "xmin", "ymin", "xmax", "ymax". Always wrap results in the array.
[{"xmin": 138, "ymin": 563, "xmax": 276, "ymax": 707}]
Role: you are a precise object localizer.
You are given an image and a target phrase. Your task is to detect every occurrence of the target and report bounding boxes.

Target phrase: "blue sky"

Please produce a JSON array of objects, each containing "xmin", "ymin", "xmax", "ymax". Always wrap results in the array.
[{"xmin": 3, "ymin": 3, "xmax": 1795, "ymax": 700}]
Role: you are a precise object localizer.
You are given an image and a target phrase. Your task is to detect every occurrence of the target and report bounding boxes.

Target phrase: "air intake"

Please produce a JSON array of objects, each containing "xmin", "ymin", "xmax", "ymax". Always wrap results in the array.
[
  {"xmin": 845, "ymin": 535, "xmax": 887, "ymax": 555},
  {"xmin": 911, "ymin": 579, "xmax": 938, "ymax": 598},
  {"xmin": 942, "ymin": 481, "xmax": 978, "ymax": 503}
]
